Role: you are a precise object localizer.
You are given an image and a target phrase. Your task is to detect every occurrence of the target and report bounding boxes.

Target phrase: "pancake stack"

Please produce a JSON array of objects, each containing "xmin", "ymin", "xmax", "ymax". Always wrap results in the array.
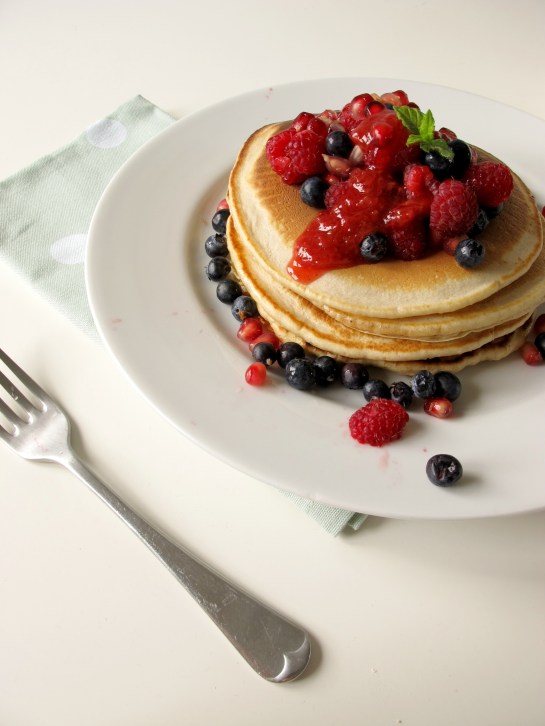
[{"xmin": 226, "ymin": 122, "xmax": 545, "ymax": 373}]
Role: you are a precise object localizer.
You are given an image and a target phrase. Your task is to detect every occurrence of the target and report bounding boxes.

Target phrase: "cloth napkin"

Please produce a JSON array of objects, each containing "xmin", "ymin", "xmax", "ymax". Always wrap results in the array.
[{"xmin": 0, "ymin": 96, "xmax": 367, "ymax": 535}]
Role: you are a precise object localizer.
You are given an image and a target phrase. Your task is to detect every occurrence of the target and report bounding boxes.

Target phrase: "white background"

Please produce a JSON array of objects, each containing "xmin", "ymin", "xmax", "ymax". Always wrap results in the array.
[{"xmin": 1, "ymin": 1, "xmax": 544, "ymax": 724}]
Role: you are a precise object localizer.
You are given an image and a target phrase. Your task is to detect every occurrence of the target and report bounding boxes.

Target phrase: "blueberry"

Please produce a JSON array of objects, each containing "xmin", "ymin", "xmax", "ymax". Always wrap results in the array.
[
  {"xmin": 534, "ymin": 332, "xmax": 545, "ymax": 359},
  {"xmin": 277, "ymin": 341, "xmax": 305, "ymax": 369},
  {"xmin": 390, "ymin": 381, "xmax": 414, "ymax": 409},
  {"xmin": 340, "ymin": 362, "xmax": 369, "ymax": 389},
  {"xmin": 411, "ymin": 369, "xmax": 437, "ymax": 399},
  {"xmin": 285, "ymin": 358, "xmax": 317, "ymax": 391},
  {"xmin": 454, "ymin": 238, "xmax": 485, "ymax": 269},
  {"xmin": 325, "ymin": 130, "xmax": 353, "ymax": 158},
  {"xmin": 231, "ymin": 295, "xmax": 257, "ymax": 321},
  {"xmin": 363, "ymin": 379, "xmax": 391, "ymax": 402},
  {"xmin": 205, "ymin": 233, "xmax": 228, "ymax": 258},
  {"xmin": 211, "ymin": 208, "xmax": 230, "ymax": 234},
  {"xmin": 426, "ymin": 454, "xmax": 463, "ymax": 486},
  {"xmin": 423, "ymin": 150, "xmax": 451, "ymax": 180},
  {"xmin": 206, "ymin": 257, "xmax": 231, "ymax": 282},
  {"xmin": 313, "ymin": 356, "xmax": 339, "ymax": 386},
  {"xmin": 434, "ymin": 371, "xmax": 462, "ymax": 401},
  {"xmin": 300, "ymin": 176, "xmax": 328, "ymax": 209},
  {"xmin": 216, "ymin": 278, "xmax": 242, "ymax": 304},
  {"xmin": 360, "ymin": 232, "xmax": 388, "ymax": 262},
  {"xmin": 252, "ymin": 341, "xmax": 277, "ymax": 366},
  {"xmin": 468, "ymin": 209, "xmax": 489, "ymax": 237},
  {"xmin": 448, "ymin": 139, "xmax": 472, "ymax": 179}
]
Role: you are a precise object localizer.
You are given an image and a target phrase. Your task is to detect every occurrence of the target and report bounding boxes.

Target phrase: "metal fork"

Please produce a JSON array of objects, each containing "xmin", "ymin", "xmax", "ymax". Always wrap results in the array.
[{"xmin": 0, "ymin": 347, "xmax": 311, "ymax": 682}]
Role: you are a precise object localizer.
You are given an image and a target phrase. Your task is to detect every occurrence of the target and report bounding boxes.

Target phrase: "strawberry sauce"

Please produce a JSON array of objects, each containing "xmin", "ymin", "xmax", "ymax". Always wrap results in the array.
[{"xmin": 286, "ymin": 109, "xmax": 420, "ymax": 284}]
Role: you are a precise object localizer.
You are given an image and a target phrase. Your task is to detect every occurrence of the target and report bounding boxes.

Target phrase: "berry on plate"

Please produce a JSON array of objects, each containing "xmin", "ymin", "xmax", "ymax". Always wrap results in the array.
[{"xmin": 349, "ymin": 398, "xmax": 409, "ymax": 447}]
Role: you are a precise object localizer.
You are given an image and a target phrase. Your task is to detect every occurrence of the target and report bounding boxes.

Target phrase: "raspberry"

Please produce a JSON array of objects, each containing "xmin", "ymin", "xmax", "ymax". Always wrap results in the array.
[
  {"xmin": 464, "ymin": 161, "xmax": 513, "ymax": 207},
  {"xmin": 403, "ymin": 164, "xmax": 439, "ymax": 198},
  {"xmin": 266, "ymin": 127, "xmax": 326, "ymax": 184},
  {"xmin": 292, "ymin": 112, "xmax": 328, "ymax": 138},
  {"xmin": 429, "ymin": 179, "xmax": 479, "ymax": 246},
  {"xmin": 349, "ymin": 398, "xmax": 409, "ymax": 447},
  {"xmin": 388, "ymin": 220, "xmax": 426, "ymax": 261}
]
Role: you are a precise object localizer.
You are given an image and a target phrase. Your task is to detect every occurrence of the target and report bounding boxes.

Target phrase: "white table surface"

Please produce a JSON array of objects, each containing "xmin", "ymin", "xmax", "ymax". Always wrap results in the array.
[{"xmin": 1, "ymin": 1, "xmax": 545, "ymax": 724}]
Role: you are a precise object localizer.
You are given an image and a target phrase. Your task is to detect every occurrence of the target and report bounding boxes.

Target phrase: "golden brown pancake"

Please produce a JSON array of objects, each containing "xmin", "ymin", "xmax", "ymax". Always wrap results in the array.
[{"xmin": 225, "ymin": 120, "xmax": 544, "ymax": 372}]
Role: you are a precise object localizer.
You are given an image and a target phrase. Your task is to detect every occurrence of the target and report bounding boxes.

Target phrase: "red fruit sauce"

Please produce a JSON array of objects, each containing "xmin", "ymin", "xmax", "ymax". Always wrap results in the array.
[{"xmin": 287, "ymin": 108, "xmax": 422, "ymax": 284}]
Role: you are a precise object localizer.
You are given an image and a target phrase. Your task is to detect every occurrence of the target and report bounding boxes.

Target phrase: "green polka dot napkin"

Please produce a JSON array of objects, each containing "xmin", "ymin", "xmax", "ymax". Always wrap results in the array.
[{"xmin": 0, "ymin": 95, "xmax": 367, "ymax": 535}]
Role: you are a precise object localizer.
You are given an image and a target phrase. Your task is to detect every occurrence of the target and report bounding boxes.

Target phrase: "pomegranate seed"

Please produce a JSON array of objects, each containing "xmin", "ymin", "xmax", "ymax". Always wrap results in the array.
[
  {"xmin": 520, "ymin": 341, "xmax": 542, "ymax": 365},
  {"xmin": 392, "ymin": 90, "xmax": 409, "ymax": 105},
  {"xmin": 350, "ymin": 93, "xmax": 374, "ymax": 119},
  {"xmin": 245, "ymin": 362, "xmax": 267, "ymax": 386},
  {"xmin": 292, "ymin": 111, "xmax": 315, "ymax": 132},
  {"xmin": 534, "ymin": 313, "xmax": 545, "ymax": 335},
  {"xmin": 437, "ymin": 127, "xmax": 457, "ymax": 142},
  {"xmin": 216, "ymin": 198, "xmax": 229, "ymax": 211},
  {"xmin": 423, "ymin": 398, "xmax": 453, "ymax": 419},
  {"xmin": 249, "ymin": 331, "xmax": 280, "ymax": 352},
  {"xmin": 237, "ymin": 317, "xmax": 263, "ymax": 343},
  {"xmin": 541, "ymin": 205, "xmax": 545, "ymax": 218},
  {"xmin": 365, "ymin": 100, "xmax": 385, "ymax": 116}
]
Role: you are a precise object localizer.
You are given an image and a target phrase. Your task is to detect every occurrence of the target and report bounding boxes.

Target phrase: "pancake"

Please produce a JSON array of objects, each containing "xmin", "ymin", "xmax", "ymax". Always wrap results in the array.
[
  {"xmin": 228, "ymin": 123, "xmax": 543, "ymax": 319},
  {"xmin": 228, "ymin": 218, "xmax": 532, "ymax": 362},
  {"xmin": 225, "ymin": 117, "xmax": 544, "ymax": 372}
]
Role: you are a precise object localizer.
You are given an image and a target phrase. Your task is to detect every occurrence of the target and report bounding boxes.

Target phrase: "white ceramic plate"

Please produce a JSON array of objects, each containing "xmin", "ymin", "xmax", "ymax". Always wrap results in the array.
[{"xmin": 86, "ymin": 78, "xmax": 545, "ymax": 519}]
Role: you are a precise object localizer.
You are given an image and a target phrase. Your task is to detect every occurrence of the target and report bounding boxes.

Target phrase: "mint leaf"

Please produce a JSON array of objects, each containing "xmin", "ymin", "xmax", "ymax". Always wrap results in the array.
[
  {"xmin": 394, "ymin": 106, "xmax": 423, "ymax": 135},
  {"xmin": 419, "ymin": 109, "xmax": 435, "ymax": 141},
  {"xmin": 421, "ymin": 137, "xmax": 454, "ymax": 161},
  {"xmin": 394, "ymin": 105, "xmax": 453, "ymax": 160}
]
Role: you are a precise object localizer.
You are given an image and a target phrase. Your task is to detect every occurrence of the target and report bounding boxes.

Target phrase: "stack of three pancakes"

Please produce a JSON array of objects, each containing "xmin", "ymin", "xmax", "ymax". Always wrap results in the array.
[{"xmin": 226, "ymin": 123, "xmax": 545, "ymax": 374}]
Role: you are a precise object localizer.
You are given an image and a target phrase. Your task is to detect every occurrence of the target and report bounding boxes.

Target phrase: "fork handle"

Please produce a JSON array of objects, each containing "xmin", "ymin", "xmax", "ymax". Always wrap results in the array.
[{"xmin": 62, "ymin": 453, "xmax": 311, "ymax": 682}]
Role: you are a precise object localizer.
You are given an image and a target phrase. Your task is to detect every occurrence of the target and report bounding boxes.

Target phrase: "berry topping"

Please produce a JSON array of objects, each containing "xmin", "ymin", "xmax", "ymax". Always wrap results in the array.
[
  {"xmin": 249, "ymin": 331, "xmax": 280, "ymax": 352},
  {"xmin": 389, "ymin": 381, "xmax": 414, "ymax": 409},
  {"xmin": 433, "ymin": 371, "xmax": 462, "ymax": 401},
  {"xmin": 454, "ymin": 237, "xmax": 486, "ymax": 269},
  {"xmin": 411, "ymin": 369, "xmax": 437, "ymax": 399},
  {"xmin": 360, "ymin": 232, "xmax": 389, "ymax": 262},
  {"xmin": 231, "ymin": 295, "xmax": 258, "ymax": 321},
  {"xmin": 216, "ymin": 278, "xmax": 242, "ymax": 304},
  {"xmin": 300, "ymin": 176, "xmax": 329, "ymax": 208},
  {"xmin": 520, "ymin": 341, "xmax": 542, "ymax": 366},
  {"xmin": 325, "ymin": 130, "xmax": 353, "ymax": 158},
  {"xmin": 313, "ymin": 355, "xmax": 339, "ymax": 386},
  {"xmin": 285, "ymin": 358, "xmax": 317, "ymax": 390},
  {"xmin": 252, "ymin": 341, "xmax": 277, "ymax": 366},
  {"xmin": 363, "ymin": 379, "xmax": 391, "ymax": 402},
  {"xmin": 212, "ymin": 208, "xmax": 230, "ymax": 234},
  {"xmin": 423, "ymin": 397, "xmax": 453, "ymax": 419},
  {"xmin": 464, "ymin": 161, "xmax": 513, "ymax": 208},
  {"xmin": 237, "ymin": 317, "xmax": 263, "ymax": 342},
  {"xmin": 349, "ymin": 399, "xmax": 409, "ymax": 447},
  {"xmin": 534, "ymin": 332, "xmax": 545, "ymax": 359},
  {"xmin": 340, "ymin": 362, "xmax": 369, "ymax": 389},
  {"xmin": 426, "ymin": 454, "xmax": 463, "ymax": 486},
  {"xmin": 205, "ymin": 233, "xmax": 229, "ymax": 258},
  {"xmin": 277, "ymin": 341, "xmax": 305, "ymax": 369},
  {"xmin": 429, "ymin": 179, "xmax": 479, "ymax": 245},
  {"xmin": 206, "ymin": 257, "xmax": 231, "ymax": 282},
  {"xmin": 266, "ymin": 127, "xmax": 326, "ymax": 184},
  {"xmin": 388, "ymin": 220, "xmax": 427, "ymax": 261},
  {"xmin": 245, "ymin": 362, "xmax": 267, "ymax": 386}
]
